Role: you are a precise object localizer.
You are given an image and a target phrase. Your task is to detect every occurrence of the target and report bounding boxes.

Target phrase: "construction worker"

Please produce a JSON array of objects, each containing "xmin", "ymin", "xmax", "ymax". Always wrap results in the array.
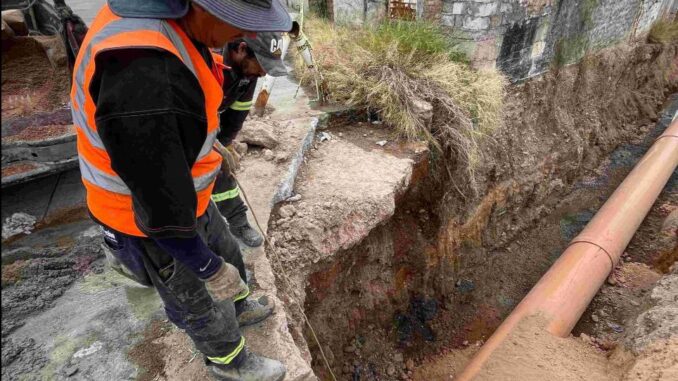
[
  {"xmin": 71, "ymin": 0, "xmax": 290, "ymax": 380},
  {"xmin": 212, "ymin": 32, "xmax": 288, "ymax": 247}
]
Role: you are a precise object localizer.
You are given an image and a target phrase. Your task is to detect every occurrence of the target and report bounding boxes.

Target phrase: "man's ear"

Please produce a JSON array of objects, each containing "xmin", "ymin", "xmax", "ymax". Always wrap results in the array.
[{"xmin": 238, "ymin": 42, "xmax": 248, "ymax": 54}]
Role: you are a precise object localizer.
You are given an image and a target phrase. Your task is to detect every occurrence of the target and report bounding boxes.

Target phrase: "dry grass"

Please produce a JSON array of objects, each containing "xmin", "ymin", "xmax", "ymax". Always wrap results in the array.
[
  {"xmin": 294, "ymin": 17, "xmax": 506, "ymax": 193},
  {"xmin": 648, "ymin": 19, "xmax": 678, "ymax": 44}
]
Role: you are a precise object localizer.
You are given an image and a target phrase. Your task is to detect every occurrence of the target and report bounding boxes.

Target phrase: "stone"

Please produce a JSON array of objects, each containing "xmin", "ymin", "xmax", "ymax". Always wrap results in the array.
[
  {"xmin": 387, "ymin": 364, "xmax": 397, "ymax": 376},
  {"xmin": 2, "ymin": 212, "xmax": 37, "ymax": 240},
  {"xmin": 274, "ymin": 152, "xmax": 289, "ymax": 163},
  {"xmin": 238, "ymin": 121, "xmax": 279, "ymax": 148},
  {"xmin": 475, "ymin": 2, "xmax": 499, "ymax": 17},
  {"xmin": 233, "ymin": 141, "xmax": 248, "ymax": 156},
  {"xmin": 286, "ymin": 194, "xmax": 302, "ymax": 202},
  {"xmin": 1, "ymin": 10, "xmax": 28, "ymax": 36},
  {"xmin": 452, "ymin": 3, "xmax": 465, "ymax": 15},
  {"xmin": 344, "ymin": 345, "xmax": 356, "ymax": 353},
  {"xmin": 591, "ymin": 314, "xmax": 600, "ymax": 323},
  {"xmin": 462, "ymin": 16, "xmax": 490, "ymax": 31},
  {"xmin": 411, "ymin": 98, "xmax": 433, "ymax": 126},
  {"xmin": 263, "ymin": 149, "xmax": 274, "ymax": 161},
  {"xmin": 580, "ymin": 333, "xmax": 593, "ymax": 345},
  {"xmin": 393, "ymin": 353, "xmax": 404, "ymax": 363},
  {"xmin": 376, "ymin": 140, "xmax": 388, "ymax": 147},
  {"xmin": 318, "ymin": 132, "xmax": 332, "ymax": 142},
  {"xmin": 406, "ymin": 359, "xmax": 415, "ymax": 371},
  {"xmin": 279, "ymin": 205, "xmax": 297, "ymax": 218}
]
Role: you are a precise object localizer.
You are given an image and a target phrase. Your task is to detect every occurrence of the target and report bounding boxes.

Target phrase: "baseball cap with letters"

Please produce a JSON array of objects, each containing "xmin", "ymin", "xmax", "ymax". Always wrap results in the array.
[{"xmin": 243, "ymin": 32, "xmax": 287, "ymax": 77}]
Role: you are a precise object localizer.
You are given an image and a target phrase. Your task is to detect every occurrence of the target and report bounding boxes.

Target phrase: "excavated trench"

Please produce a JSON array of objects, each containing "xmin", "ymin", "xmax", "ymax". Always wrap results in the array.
[{"xmin": 269, "ymin": 40, "xmax": 678, "ymax": 380}]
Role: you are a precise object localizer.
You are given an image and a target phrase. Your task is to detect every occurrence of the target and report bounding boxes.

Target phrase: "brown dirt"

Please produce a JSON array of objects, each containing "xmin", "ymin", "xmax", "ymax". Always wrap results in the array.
[
  {"xmin": 1, "ymin": 162, "xmax": 39, "ymax": 177},
  {"xmin": 128, "ymin": 320, "xmax": 174, "ymax": 381},
  {"xmin": 412, "ymin": 346, "xmax": 478, "ymax": 381},
  {"xmin": 1, "ymin": 260, "xmax": 28, "ymax": 286},
  {"xmin": 126, "ymin": 318, "xmax": 216, "ymax": 380},
  {"xmin": 623, "ymin": 338, "xmax": 678, "ymax": 381},
  {"xmin": 35, "ymin": 206, "xmax": 89, "ymax": 230},
  {"xmin": 155, "ymin": 330, "xmax": 212, "ymax": 381},
  {"xmin": 1, "ymin": 35, "xmax": 70, "ymax": 119},
  {"xmin": 2, "ymin": 124, "xmax": 74, "ymax": 143},
  {"xmin": 472, "ymin": 314, "xmax": 618, "ymax": 381}
]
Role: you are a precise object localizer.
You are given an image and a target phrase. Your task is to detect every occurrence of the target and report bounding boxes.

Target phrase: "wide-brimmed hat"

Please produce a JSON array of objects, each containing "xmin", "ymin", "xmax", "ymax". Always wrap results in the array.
[
  {"xmin": 243, "ymin": 32, "xmax": 287, "ymax": 77},
  {"xmin": 193, "ymin": 0, "xmax": 291, "ymax": 32},
  {"xmin": 108, "ymin": 0, "xmax": 291, "ymax": 32}
]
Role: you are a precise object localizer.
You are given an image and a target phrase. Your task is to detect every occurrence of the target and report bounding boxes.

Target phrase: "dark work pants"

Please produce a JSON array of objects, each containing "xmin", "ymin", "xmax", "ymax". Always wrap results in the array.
[
  {"xmin": 212, "ymin": 170, "xmax": 249, "ymax": 227},
  {"xmin": 102, "ymin": 202, "xmax": 246, "ymax": 358}
]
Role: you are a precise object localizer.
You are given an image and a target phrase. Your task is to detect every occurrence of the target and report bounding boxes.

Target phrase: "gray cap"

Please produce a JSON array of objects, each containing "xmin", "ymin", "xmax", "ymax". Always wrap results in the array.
[{"xmin": 243, "ymin": 32, "xmax": 287, "ymax": 77}]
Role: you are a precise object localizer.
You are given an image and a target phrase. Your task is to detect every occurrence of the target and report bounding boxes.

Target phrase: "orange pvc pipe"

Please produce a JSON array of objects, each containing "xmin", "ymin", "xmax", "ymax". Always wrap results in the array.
[{"xmin": 456, "ymin": 119, "xmax": 678, "ymax": 381}]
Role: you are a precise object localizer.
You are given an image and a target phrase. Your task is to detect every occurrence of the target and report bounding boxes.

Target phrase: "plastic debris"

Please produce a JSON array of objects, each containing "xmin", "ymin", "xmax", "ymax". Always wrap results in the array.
[{"xmin": 318, "ymin": 132, "xmax": 332, "ymax": 142}]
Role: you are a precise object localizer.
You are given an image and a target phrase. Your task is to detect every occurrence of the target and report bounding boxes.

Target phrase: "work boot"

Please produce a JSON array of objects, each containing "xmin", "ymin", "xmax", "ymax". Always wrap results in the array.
[
  {"xmin": 206, "ymin": 348, "xmax": 286, "ymax": 381},
  {"xmin": 229, "ymin": 221, "xmax": 263, "ymax": 247},
  {"xmin": 236, "ymin": 295, "xmax": 275, "ymax": 327}
]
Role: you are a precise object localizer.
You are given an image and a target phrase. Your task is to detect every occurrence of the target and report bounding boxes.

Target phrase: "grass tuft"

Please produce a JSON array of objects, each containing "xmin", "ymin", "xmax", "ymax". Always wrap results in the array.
[
  {"xmin": 648, "ymin": 19, "xmax": 678, "ymax": 44},
  {"xmin": 295, "ymin": 17, "xmax": 506, "ymax": 193}
]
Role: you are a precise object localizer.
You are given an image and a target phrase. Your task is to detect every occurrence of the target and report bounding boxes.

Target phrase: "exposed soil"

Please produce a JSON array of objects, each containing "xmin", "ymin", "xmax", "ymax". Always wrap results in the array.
[
  {"xmin": 469, "ymin": 314, "xmax": 616, "ymax": 381},
  {"xmin": 1, "ymin": 35, "xmax": 70, "ymax": 119},
  {"xmin": 268, "ymin": 39, "xmax": 678, "ymax": 380},
  {"xmin": 2, "ymin": 124, "xmax": 74, "ymax": 143},
  {"xmin": 1, "ymin": 162, "xmax": 39, "ymax": 178},
  {"xmin": 128, "ymin": 320, "xmax": 175, "ymax": 381}
]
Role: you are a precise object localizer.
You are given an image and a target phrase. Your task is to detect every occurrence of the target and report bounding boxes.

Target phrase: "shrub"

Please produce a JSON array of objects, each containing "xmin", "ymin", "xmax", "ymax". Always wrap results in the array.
[
  {"xmin": 648, "ymin": 19, "xmax": 678, "ymax": 44},
  {"xmin": 294, "ymin": 16, "xmax": 506, "ymax": 192}
]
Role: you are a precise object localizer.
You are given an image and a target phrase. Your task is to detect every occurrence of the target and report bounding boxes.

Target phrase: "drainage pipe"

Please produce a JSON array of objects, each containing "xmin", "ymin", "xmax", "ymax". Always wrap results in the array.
[{"xmin": 456, "ymin": 119, "xmax": 678, "ymax": 381}]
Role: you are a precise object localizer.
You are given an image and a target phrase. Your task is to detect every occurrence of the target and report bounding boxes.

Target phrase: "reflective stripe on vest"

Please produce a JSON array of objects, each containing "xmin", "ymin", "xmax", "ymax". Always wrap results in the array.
[{"xmin": 71, "ymin": 5, "xmax": 223, "ymax": 237}]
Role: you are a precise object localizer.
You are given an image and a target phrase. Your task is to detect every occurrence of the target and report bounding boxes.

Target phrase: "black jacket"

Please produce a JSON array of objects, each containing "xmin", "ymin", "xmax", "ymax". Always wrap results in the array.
[{"xmin": 92, "ymin": 43, "xmax": 214, "ymax": 238}]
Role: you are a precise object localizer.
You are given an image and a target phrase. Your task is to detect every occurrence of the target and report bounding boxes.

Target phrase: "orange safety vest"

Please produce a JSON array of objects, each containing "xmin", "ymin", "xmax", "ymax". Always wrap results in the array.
[{"xmin": 70, "ymin": 5, "xmax": 223, "ymax": 237}]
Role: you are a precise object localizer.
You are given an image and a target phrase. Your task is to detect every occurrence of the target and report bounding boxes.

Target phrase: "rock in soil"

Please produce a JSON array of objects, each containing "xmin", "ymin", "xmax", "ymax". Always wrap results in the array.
[{"xmin": 238, "ymin": 121, "xmax": 280, "ymax": 148}]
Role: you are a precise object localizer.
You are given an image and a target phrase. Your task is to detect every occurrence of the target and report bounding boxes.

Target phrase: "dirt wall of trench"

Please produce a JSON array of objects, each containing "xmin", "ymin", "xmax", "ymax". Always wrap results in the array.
[{"xmin": 271, "ymin": 39, "xmax": 678, "ymax": 380}]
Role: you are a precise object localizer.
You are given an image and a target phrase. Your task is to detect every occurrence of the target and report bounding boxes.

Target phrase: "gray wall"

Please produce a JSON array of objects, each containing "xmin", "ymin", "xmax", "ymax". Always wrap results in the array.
[{"xmin": 326, "ymin": 0, "xmax": 677, "ymax": 80}]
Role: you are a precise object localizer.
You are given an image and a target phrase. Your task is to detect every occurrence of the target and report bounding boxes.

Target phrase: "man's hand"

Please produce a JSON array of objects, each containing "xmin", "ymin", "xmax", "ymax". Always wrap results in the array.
[
  {"xmin": 204, "ymin": 257, "xmax": 249, "ymax": 302},
  {"xmin": 214, "ymin": 141, "xmax": 241, "ymax": 175}
]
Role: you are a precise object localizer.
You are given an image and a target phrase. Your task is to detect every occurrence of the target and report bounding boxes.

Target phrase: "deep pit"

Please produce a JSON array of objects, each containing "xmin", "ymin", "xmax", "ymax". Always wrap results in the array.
[
  {"xmin": 1, "ymin": 15, "xmax": 676, "ymax": 381},
  {"xmin": 266, "ymin": 39, "xmax": 678, "ymax": 380}
]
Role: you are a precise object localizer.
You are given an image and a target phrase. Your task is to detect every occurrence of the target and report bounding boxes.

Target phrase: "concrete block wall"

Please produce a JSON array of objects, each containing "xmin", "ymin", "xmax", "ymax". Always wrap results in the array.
[
  {"xmin": 438, "ymin": 0, "xmax": 677, "ymax": 79},
  {"xmin": 319, "ymin": 0, "xmax": 677, "ymax": 80}
]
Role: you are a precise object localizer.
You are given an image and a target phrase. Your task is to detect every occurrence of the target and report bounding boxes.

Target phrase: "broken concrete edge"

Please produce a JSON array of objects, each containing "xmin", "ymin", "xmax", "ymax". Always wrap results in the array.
[
  {"xmin": 1, "ymin": 131, "xmax": 76, "ymax": 148},
  {"xmin": 1, "ymin": 158, "xmax": 78, "ymax": 188},
  {"xmin": 2, "ymin": 141, "xmax": 77, "ymax": 165},
  {"xmin": 272, "ymin": 116, "xmax": 319, "ymax": 206}
]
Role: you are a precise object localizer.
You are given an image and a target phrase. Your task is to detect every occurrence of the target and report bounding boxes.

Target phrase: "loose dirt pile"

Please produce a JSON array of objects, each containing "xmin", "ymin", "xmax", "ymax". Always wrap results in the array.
[
  {"xmin": 1, "ymin": 35, "xmax": 70, "ymax": 119},
  {"xmin": 474, "ymin": 314, "xmax": 617, "ymax": 381}
]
